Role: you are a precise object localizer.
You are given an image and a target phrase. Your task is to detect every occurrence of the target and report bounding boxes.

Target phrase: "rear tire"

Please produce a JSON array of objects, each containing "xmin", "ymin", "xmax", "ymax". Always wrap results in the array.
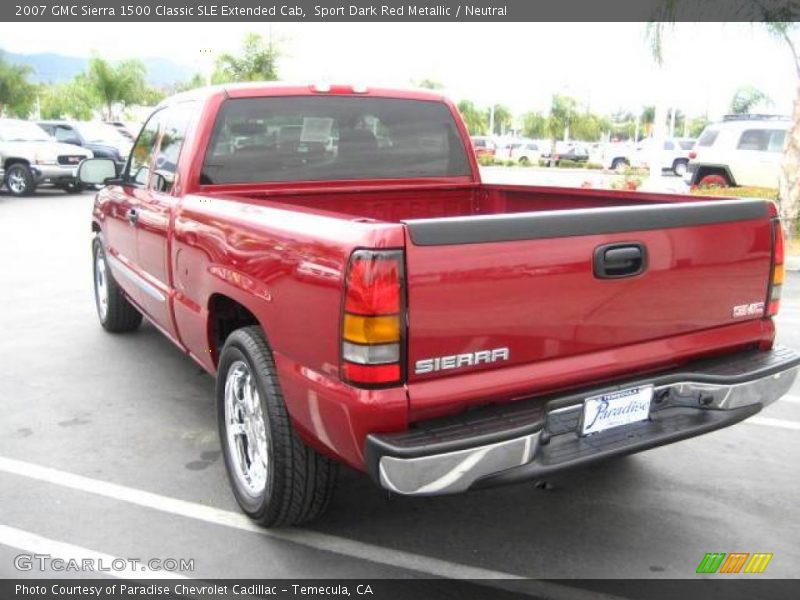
[
  {"xmin": 92, "ymin": 236, "xmax": 142, "ymax": 333},
  {"xmin": 217, "ymin": 326, "xmax": 338, "ymax": 527},
  {"xmin": 5, "ymin": 163, "xmax": 36, "ymax": 197},
  {"xmin": 518, "ymin": 156, "xmax": 530, "ymax": 166},
  {"xmin": 697, "ymin": 172, "xmax": 730, "ymax": 188}
]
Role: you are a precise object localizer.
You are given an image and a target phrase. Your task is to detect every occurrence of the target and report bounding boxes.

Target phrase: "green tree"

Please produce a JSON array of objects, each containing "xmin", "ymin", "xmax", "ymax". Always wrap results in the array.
[
  {"xmin": 0, "ymin": 53, "xmax": 36, "ymax": 117},
  {"xmin": 687, "ymin": 116, "xmax": 711, "ymax": 138},
  {"xmin": 172, "ymin": 73, "xmax": 207, "ymax": 93},
  {"xmin": 140, "ymin": 86, "xmax": 167, "ymax": 106},
  {"xmin": 730, "ymin": 85, "xmax": 772, "ymax": 114},
  {"xmin": 40, "ymin": 76, "xmax": 98, "ymax": 120},
  {"xmin": 456, "ymin": 100, "xmax": 488, "ymax": 135},
  {"xmin": 640, "ymin": 105, "xmax": 656, "ymax": 137},
  {"xmin": 490, "ymin": 104, "xmax": 513, "ymax": 135},
  {"xmin": 87, "ymin": 56, "xmax": 147, "ymax": 120},
  {"xmin": 416, "ymin": 79, "xmax": 444, "ymax": 90},
  {"xmin": 521, "ymin": 111, "xmax": 548, "ymax": 138},
  {"xmin": 212, "ymin": 32, "xmax": 279, "ymax": 83},
  {"xmin": 647, "ymin": 15, "xmax": 799, "ymax": 235},
  {"xmin": 547, "ymin": 94, "xmax": 577, "ymax": 162},
  {"xmin": 571, "ymin": 112, "xmax": 611, "ymax": 141}
]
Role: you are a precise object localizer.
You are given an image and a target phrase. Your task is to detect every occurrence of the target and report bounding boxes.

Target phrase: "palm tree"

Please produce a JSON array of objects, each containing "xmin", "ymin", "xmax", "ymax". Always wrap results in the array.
[
  {"xmin": 730, "ymin": 86, "xmax": 772, "ymax": 114},
  {"xmin": 87, "ymin": 57, "xmax": 147, "ymax": 120},
  {"xmin": 647, "ymin": 15, "xmax": 799, "ymax": 238}
]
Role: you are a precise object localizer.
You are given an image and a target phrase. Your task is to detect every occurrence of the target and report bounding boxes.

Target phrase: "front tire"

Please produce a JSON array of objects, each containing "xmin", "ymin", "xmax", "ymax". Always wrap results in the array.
[
  {"xmin": 611, "ymin": 158, "xmax": 629, "ymax": 173},
  {"xmin": 92, "ymin": 236, "xmax": 142, "ymax": 333},
  {"xmin": 217, "ymin": 326, "xmax": 338, "ymax": 527},
  {"xmin": 672, "ymin": 160, "xmax": 688, "ymax": 177},
  {"xmin": 5, "ymin": 163, "xmax": 36, "ymax": 197}
]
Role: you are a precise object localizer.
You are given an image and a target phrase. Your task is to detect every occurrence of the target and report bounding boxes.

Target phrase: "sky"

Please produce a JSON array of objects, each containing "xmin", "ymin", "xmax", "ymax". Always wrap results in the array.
[{"xmin": 0, "ymin": 22, "xmax": 796, "ymax": 120}]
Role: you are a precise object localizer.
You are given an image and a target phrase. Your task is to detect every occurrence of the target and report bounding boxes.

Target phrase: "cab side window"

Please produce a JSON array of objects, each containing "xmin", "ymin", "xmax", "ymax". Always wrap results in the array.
[
  {"xmin": 126, "ymin": 112, "xmax": 162, "ymax": 187},
  {"xmin": 152, "ymin": 102, "xmax": 195, "ymax": 193}
]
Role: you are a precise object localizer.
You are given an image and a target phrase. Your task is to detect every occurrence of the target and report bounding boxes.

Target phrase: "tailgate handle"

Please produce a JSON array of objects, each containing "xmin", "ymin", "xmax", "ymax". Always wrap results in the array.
[{"xmin": 594, "ymin": 243, "xmax": 647, "ymax": 278}]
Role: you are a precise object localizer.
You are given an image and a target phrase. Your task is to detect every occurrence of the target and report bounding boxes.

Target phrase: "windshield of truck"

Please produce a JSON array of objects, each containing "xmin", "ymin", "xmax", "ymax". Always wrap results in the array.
[
  {"xmin": 0, "ymin": 121, "xmax": 52, "ymax": 142},
  {"xmin": 201, "ymin": 96, "xmax": 471, "ymax": 184}
]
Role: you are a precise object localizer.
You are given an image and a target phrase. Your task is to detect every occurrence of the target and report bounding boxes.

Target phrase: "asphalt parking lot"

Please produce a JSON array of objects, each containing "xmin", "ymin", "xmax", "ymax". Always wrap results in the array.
[{"xmin": 0, "ymin": 188, "xmax": 799, "ymax": 589}]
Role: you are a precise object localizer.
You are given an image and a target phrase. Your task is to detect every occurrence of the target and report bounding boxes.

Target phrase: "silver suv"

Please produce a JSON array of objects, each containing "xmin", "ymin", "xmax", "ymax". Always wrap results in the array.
[{"xmin": 0, "ymin": 119, "xmax": 93, "ymax": 196}]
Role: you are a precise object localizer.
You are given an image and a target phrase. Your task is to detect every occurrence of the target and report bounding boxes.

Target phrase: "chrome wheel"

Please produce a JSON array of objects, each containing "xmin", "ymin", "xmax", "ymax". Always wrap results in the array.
[
  {"xmin": 224, "ymin": 360, "xmax": 269, "ymax": 496},
  {"xmin": 94, "ymin": 250, "xmax": 109, "ymax": 321},
  {"xmin": 7, "ymin": 168, "xmax": 28, "ymax": 194}
]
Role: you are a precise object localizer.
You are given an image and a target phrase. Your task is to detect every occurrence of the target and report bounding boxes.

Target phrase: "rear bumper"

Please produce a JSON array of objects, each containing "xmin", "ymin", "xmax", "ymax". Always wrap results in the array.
[{"xmin": 366, "ymin": 346, "xmax": 800, "ymax": 496}]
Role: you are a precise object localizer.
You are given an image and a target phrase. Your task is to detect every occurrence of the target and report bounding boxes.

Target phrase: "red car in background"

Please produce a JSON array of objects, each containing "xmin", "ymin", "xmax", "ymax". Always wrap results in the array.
[{"xmin": 470, "ymin": 135, "xmax": 496, "ymax": 158}]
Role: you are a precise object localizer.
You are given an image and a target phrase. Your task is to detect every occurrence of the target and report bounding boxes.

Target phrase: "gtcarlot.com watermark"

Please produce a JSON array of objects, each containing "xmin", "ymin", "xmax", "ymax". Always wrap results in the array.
[{"xmin": 14, "ymin": 553, "xmax": 194, "ymax": 574}]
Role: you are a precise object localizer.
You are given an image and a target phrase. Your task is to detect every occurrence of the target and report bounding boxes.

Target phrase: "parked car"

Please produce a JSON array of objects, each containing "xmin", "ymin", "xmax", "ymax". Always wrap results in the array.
[
  {"xmin": 602, "ymin": 137, "xmax": 695, "ymax": 175},
  {"xmin": 506, "ymin": 140, "xmax": 543, "ymax": 164},
  {"xmin": 79, "ymin": 83, "xmax": 798, "ymax": 527},
  {"xmin": 470, "ymin": 136, "xmax": 495, "ymax": 158},
  {"xmin": 684, "ymin": 115, "xmax": 790, "ymax": 188},
  {"xmin": 0, "ymin": 118, "xmax": 93, "ymax": 196},
  {"xmin": 630, "ymin": 137, "xmax": 696, "ymax": 176},
  {"xmin": 38, "ymin": 121, "xmax": 132, "ymax": 173},
  {"xmin": 542, "ymin": 142, "xmax": 590, "ymax": 165}
]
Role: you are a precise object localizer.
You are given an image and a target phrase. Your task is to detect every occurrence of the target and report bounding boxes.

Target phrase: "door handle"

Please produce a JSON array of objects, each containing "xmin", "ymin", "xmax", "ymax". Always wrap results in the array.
[
  {"xmin": 594, "ymin": 243, "xmax": 647, "ymax": 278},
  {"xmin": 127, "ymin": 208, "xmax": 139, "ymax": 225}
]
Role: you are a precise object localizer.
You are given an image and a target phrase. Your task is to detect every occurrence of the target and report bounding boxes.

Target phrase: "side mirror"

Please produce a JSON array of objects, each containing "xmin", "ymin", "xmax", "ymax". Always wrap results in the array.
[{"xmin": 78, "ymin": 158, "xmax": 120, "ymax": 185}]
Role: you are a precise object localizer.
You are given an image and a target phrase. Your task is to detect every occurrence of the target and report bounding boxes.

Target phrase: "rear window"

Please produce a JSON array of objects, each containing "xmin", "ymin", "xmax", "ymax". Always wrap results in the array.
[
  {"xmin": 697, "ymin": 129, "xmax": 719, "ymax": 147},
  {"xmin": 201, "ymin": 96, "xmax": 471, "ymax": 184}
]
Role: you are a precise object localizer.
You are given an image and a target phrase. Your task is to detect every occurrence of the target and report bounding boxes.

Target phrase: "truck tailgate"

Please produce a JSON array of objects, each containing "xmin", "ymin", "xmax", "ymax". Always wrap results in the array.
[{"xmin": 402, "ymin": 198, "xmax": 773, "ymax": 411}]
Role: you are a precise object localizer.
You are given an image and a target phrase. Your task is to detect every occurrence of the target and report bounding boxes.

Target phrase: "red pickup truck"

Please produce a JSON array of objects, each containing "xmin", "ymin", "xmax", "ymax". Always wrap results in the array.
[{"xmin": 79, "ymin": 83, "xmax": 799, "ymax": 527}]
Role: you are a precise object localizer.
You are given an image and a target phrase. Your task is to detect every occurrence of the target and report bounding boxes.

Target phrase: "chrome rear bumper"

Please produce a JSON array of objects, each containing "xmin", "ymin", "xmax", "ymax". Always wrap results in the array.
[{"xmin": 367, "ymin": 346, "xmax": 800, "ymax": 496}]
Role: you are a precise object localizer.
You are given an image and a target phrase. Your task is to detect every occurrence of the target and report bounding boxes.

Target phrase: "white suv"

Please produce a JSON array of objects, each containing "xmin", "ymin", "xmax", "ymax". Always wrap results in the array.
[{"xmin": 684, "ymin": 115, "xmax": 790, "ymax": 188}]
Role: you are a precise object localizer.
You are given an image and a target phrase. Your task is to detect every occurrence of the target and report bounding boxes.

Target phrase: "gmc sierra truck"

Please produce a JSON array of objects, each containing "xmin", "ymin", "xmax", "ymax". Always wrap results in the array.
[{"xmin": 79, "ymin": 83, "xmax": 799, "ymax": 527}]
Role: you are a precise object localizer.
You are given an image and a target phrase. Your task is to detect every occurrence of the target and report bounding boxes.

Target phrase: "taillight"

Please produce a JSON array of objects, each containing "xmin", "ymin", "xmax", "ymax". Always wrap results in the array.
[
  {"xmin": 688, "ymin": 151, "xmax": 697, "ymax": 160},
  {"xmin": 766, "ymin": 218, "xmax": 785, "ymax": 317},
  {"xmin": 341, "ymin": 250, "xmax": 404, "ymax": 387}
]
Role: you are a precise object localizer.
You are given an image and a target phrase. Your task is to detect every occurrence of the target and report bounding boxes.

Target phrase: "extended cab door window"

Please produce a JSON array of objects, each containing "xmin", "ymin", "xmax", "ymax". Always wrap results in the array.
[
  {"xmin": 152, "ymin": 102, "xmax": 195, "ymax": 193},
  {"xmin": 126, "ymin": 112, "xmax": 163, "ymax": 187}
]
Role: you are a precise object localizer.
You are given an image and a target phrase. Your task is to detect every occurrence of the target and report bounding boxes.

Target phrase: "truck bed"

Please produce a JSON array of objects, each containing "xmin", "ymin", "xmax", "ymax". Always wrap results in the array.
[
  {"xmin": 225, "ymin": 183, "xmax": 691, "ymax": 223},
  {"xmin": 215, "ymin": 183, "xmax": 774, "ymax": 419}
]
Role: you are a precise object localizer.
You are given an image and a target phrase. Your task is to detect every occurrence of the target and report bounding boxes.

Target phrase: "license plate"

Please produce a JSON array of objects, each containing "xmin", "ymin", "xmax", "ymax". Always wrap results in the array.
[{"xmin": 581, "ymin": 385, "xmax": 653, "ymax": 436}]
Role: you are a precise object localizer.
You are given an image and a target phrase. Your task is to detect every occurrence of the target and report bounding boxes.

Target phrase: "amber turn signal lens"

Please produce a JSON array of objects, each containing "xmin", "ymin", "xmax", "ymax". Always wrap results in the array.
[
  {"xmin": 343, "ymin": 314, "xmax": 400, "ymax": 344},
  {"xmin": 773, "ymin": 263, "xmax": 785, "ymax": 286}
]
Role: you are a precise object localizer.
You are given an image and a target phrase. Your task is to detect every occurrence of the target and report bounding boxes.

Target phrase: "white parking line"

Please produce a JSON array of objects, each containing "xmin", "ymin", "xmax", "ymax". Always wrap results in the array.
[
  {"xmin": 0, "ymin": 455, "xmax": 515, "ymax": 578},
  {"xmin": 746, "ymin": 416, "xmax": 800, "ymax": 431},
  {"xmin": 0, "ymin": 523, "xmax": 186, "ymax": 580},
  {"xmin": 0, "ymin": 457, "xmax": 631, "ymax": 600}
]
